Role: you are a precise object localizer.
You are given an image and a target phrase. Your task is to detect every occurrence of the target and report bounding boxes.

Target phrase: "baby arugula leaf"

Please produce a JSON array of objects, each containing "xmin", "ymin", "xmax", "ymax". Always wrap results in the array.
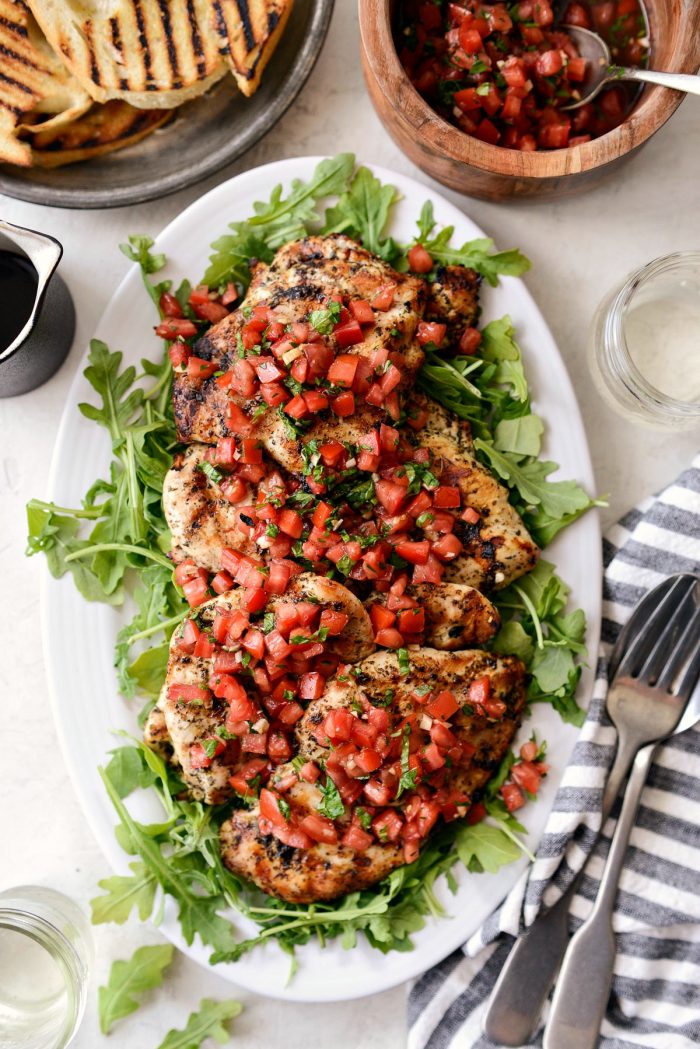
[
  {"xmin": 79, "ymin": 340, "xmax": 144, "ymax": 443},
  {"xmin": 407, "ymin": 201, "xmax": 531, "ymax": 285},
  {"xmin": 90, "ymin": 861, "xmax": 158, "ymax": 925},
  {"xmin": 323, "ymin": 165, "xmax": 401, "ymax": 261},
  {"xmin": 455, "ymin": 822, "xmax": 522, "ymax": 874},
  {"xmin": 204, "ymin": 154, "xmax": 356, "ymax": 289},
  {"xmin": 156, "ymin": 998, "xmax": 242, "ymax": 1049},
  {"xmin": 98, "ymin": 943, "xmax": 174, "ymax": 1035},
  {"xmin": 474, "ymin": 442, "xmax": 594, "ymax": 520},
  {"xmin": 120, "ymin": 235, "xmax": 170, "ymax": 311}
]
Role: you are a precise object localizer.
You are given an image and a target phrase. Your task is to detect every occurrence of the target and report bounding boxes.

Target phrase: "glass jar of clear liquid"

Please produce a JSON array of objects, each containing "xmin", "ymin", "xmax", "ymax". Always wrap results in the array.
[
  {"xmin": 0, "ymin": 886, "xmax": 93, "ymax": 1049},
  {"xmin": 588, "ymin": 251, "xmax": 700, "ymax": 430}
]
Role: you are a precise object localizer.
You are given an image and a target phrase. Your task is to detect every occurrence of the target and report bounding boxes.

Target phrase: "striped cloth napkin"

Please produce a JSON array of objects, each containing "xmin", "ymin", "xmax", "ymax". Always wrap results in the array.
[{"xmin": 408, "ymin": 454, "xmax": 700, "ymax": 1049}]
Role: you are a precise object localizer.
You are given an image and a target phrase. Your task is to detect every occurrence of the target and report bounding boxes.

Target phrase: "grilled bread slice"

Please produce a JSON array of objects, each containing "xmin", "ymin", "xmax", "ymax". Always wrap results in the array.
[
  {"xmin": 26, "ymin": 0, "xmax": 293, "ymax": 107},
  {"xmin": 210, "ymin": 0, "xmax": 294, "ymax": 97},
  {"xmin": 25, "ymin": 99, "xmax": 173, "ymax": 167},
  {"xmin": 0, "ymin": 0, "xmax": 91, "ymax": 166}
]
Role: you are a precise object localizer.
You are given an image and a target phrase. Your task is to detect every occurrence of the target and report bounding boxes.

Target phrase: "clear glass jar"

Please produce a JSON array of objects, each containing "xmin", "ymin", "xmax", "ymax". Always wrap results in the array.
[
  {"xmin": 0, "ymin": 886, "xmax": 93, "ymax": 1049},
  {"xmin": 588, "ymin": 251, "xmax": 700, "ymax": 430}
]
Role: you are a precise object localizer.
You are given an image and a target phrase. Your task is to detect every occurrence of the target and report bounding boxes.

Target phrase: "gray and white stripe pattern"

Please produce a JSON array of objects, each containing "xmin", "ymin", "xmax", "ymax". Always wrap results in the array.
[{"xmin": 409, "ymin": 454, "xmax": 700, "ymax": 1049}]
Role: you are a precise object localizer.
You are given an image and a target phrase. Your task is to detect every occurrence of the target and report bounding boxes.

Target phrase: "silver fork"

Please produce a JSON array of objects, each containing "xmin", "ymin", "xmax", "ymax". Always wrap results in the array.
[
  {"xmin": 543, "ymin": 584, "xmax": 700, "ymax": 1049},
  {"xmin": 483, "ymin": 574, "xmax": 700, "ymax": 1046}
]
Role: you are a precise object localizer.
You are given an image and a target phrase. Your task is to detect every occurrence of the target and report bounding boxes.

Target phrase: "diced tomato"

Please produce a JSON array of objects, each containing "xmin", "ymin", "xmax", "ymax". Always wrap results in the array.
[
  {"xmin": 370, "ymin": 604, "xmax": 396, "ymax": 632},
  {"xmin": 323, "ymin": 708, "xmax": 355, "ymax": 743},
  {"xmin": 260, "ymin": 787, "xmax": 288, "ymax": 827},
  {"xmin": 432, "ymin": 533, "xmax": 464, "ymax": 561},
  {"xmin": 243, "ymin": 587, "xmax": 269, "ymax": 613},
  {"xmin": 334, "ymin": 321, "xmax": 364, "ymax": 348},
  {"xmin": 395, "ymin": 540, "xmax": 431, "ymax": 565},
  {"xmin": 375, "ymin": 627, "xmax": 404, "ymax": 649},
  {"xmin": 433, "ymin": 486, "xmax": 460, "ymax": 509},
  {"xmin": 412, "ymin": 554, "xmax": 444, "ymax": 585},
  {"xmin": 193, "ymin": 300, "xmax": 228, "ymax": 323},
  {"xmin": 265, "ymin": 561, "xmax": 292, "ymax": 595},
  {"xmin": 159, "ymin": 291, "xmax": 183, "ymax": 318},
  {"xmin": 182, "ymin": 576, "xmax": 210, "ymax": 607},
  {"xmin": 210, "ymin": 570, "xmax": 233, "ymax": 595},
  {"xmin": 157, "ymin": 318, "xmax": 198, "ymax": 341},
  {"xmin": 501, "ymin": 782, "xmax": 525, "ymax": 812},
  {"xmin": 319, "ymin": 609, "xmax": 349, "ymax": 635},
  {"xmin": 319, "ymin": 440, "xmax": 345, "ymax": 467},
  {"xmin": 372, "ymin": 809, "xmax": 403, "ymax": 842},
  {"xmin": 331, "ymin": 391, "xmax": 355, "ymax": 417},
  {"xmin": 256, "ymin": 358, "xmax": 285, "ymax": 384},
  {"xmin": 303, "ymin": 390, "xmax": 329, "ymax": 414},
  {"xmin": 461, "ymin": 506, "xmax": 480, "ymax": 525},
  {"xmin": 538, "ymin": 122, "xmax": 570, "ymax": 149},
  {"xmin": 267, "ymin": 731, "xmax": 293, "ymax": 764},
  {"xmin": 512, "ymin": 760, "xmax": 543, "ymax": 794},
  {"xmin": 416, "ymin": 321, "xmax": 447, "ymax": 347},
  {"xmin": 342, "ymin": 823, "xmax": 373, "ymax": 851},
  {"xmin": 371, "ymin": 283, "xmax": 397, "ymax": 311},
  {"xmin": 474, "ymin": 117, "xmax": 500, "ymax": 145},
  {"xmin": 426, "ymin": 690, "xmax": 460, "ymax": 720},
  {"xmin": 423, "ymin": 742, "xmax": 446, "ymax": 771},
  {"xmin": 278, "ymin": 509, "xmax": 304, "ymax": 538},
  {"xmin": 454, "ymin": 87, "xmax": 481, "ymax": 111},
  {"xmin": 299, "ymin": 812, "xmax": 338, "ymax": 844},
  {"xmin": 225, "ymin": 402, "xmax": 253, "ymax": 435},
  {"xmin": 299, "ymin": 672, "xmax": 326, "ymax": 701},
  {"xmin": 284, "ymin": 394, "xmax": 309, "ymax": 420},
  {"xmin": 567, "ymin": 56, "xmax": 587, "ymax": 82},
  {"xmin": 327, "ymin": 354, "xmax": 359, "ymax": 387},
  {"xmin": 349, "ymin": 299, "xmax": 375, "ymax": 325},
  {"xmin": 186, "ymin": 357, "xmax": 217, "ymax": 380},
  {"xmin": 241, "ymin": 732, "xmax": 268, "ymax": 754},
  {"xmin": 375, "ymin": 479, "xmax": 407, "ymax": 515},
  {"xmin": 398, "ymin": 607, "xmax": 425, "ymax": 634},
  {"xmin": 407, "ymin": 244, "xmax": 434, "ymax": 274},
  {"xmin": 468, "ymin": 676, "xmax": 491, "ymax": 705},
  {"xmin": 278, "ymin": 701, "xmax": 305, "ymax": 726},
  {"xmin": 168, "ymin": 683, "xmax": 211, "ymax": 704},
  {"xmin": 241, "ymin": 628, "xmax": 265, "ymax": 661}
]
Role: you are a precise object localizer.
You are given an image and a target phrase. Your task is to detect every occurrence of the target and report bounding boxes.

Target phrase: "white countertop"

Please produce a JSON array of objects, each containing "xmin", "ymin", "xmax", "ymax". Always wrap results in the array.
[{"xmin": 1, "ymin": 5, "xmax": 699, "ymax": 1047}]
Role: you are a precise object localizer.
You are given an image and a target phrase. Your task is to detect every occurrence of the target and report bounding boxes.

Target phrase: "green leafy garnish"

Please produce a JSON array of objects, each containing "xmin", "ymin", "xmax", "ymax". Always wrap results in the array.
[
  {"xmin": 317, "ymin": 777, "xmax": 345, "ymax": 820},
  {"xmin": 156, "ymin": 998, "xmax": 242, "ymax": 1049},
  {"xmin": 396, "ymin": 724, "xmax": 418, "ymax": 799},
  {"xmin": 309, "ymin": 299, "xmax": 342, "ymax": 334},
  {"xmin": 98, "ymin": 944, "xmax": 174, "ymax": 1034}
]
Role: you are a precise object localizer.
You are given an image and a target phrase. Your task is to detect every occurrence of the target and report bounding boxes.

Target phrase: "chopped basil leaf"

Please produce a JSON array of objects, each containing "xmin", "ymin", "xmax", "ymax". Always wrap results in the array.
[
  {"xmin": 262, "ymin": 612, "xmax": 275, "ymax": 634},
  {"xmin": 356, "ymin": 807, "xmax": 372, "ymax": 830},
  {"xmin": 266, "ymin": 522, "xmax": 279, "ymax": 538},
  {"xmin": 396, "ymin": 724, "xmax": 418, "ymax": 799},
  {"xmin": 317, "ymin": 777, "xmax": 345, "ymax": 820},
  {"xmin": 197, "ymin": 461, "xmax": 224, "ymax": 486},
  {"xmin": 309, "ymin": 300, "xmax": 342, "ymax": 335},
  {"xmin": 278, "ymin": 797, "xmax": 291, "ymax": 821},
  {"xmin": 397, "ymin": 648, "xmax": 411, "ymax": 676}
]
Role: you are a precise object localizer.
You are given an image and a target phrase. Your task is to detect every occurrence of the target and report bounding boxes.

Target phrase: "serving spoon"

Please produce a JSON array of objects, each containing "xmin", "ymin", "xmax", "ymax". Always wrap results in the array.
[{"xmin": 561, "ymin": 25, "xmax": 700, "ymax": 109}]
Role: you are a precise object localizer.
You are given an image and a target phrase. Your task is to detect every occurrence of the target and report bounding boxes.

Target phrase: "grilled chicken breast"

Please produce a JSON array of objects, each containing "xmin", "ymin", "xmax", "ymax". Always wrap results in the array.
[
  {"xmin": 172, "ymin": 234, "xmax": 428, "ymax": 471},
  {"xmin": 164, "ymin": 444, "xmax": 259, "ymax": 569},
  {"xmin": 218, "ymin": 648, "xmax": 526, "ymax": 902},
  {"xmin": 415, "ymin": 396, "xmax": 539, "ymax": 589},
  {"xmin": 371, "ymin": 583, "xmax": 500, "ymax": 650},
  {"xmin": 147, "ymin": 573, "xmax": 374, "ymax": 803},
  {"xmin": 220, "ymin": 774, "xmax": 403, "ymax": 903},
  {"xmin": 297, "ymin": 647, "xmax": 527, "ymax": 802}
]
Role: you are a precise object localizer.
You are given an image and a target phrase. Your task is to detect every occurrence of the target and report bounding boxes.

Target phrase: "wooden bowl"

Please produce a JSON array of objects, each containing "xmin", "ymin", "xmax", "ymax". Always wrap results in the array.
[{"xmin": 359, "ymin": 0, "xmax": 700, "ymax": 201}]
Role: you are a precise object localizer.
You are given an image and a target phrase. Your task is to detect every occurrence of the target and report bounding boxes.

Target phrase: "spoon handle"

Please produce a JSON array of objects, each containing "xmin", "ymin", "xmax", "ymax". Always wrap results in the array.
[
  {"xmin": 543, "ymin": 744, "xmax": 656, "ymax": 1049},
  {"xmin": 481, "ymin": 728, "xmax": 637, "ymax": 1047},
  {"xmin": 617, "ymin": 66, "xmax": 700, "ymax": 97}
]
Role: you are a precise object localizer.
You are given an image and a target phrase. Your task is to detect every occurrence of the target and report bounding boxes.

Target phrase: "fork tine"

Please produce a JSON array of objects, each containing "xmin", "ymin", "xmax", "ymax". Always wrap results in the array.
[
  {"xmin": 658, "ymin": 602, "xmax": 700, "ymax": 699},
  {"xmin": 608, "ymin": 575, "xmax": 679, "ymax": 680},
  {"xmin": 615, "ymin": 575, "xmax": 697, "ymax": 680},
  {"xmin": 637, "ymin": 582, "xmax": 698, "ymax": 684}
]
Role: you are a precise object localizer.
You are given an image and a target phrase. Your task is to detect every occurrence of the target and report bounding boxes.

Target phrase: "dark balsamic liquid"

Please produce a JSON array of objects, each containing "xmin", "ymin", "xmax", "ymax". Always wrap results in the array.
[{"xmin": 0, "ymin": 251, "xmax": 38, "ymax": 351}]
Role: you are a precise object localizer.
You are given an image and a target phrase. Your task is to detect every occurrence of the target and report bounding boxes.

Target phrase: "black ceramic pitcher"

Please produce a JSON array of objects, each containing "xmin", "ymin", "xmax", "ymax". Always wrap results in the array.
[{"xmin": 0, "ymin": 219, "xmax": 75, "ymax": 398}]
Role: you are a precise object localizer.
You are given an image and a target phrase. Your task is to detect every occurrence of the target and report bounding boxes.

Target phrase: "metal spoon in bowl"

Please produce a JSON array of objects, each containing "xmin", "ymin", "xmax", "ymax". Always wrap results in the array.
[{"xmin": 561, "ymin": 25, "xmax": 700, "ymax": 109}]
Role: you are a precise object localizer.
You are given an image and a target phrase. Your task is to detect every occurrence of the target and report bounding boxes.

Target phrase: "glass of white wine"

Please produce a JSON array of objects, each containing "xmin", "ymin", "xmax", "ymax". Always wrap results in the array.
[
  {"xmin": 588, "ymin": 251, "xmax": 700, "ymax": 429},
  {"xmin": 0, "ymin": 886, "xmax": 93, "ymax": 1049}
]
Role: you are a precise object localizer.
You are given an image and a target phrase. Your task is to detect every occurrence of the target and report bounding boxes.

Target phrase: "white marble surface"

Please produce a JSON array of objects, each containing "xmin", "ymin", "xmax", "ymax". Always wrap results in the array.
[{"xmin": 1, "ymin": 4, "xmax": 699, "ymax": 1047}]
